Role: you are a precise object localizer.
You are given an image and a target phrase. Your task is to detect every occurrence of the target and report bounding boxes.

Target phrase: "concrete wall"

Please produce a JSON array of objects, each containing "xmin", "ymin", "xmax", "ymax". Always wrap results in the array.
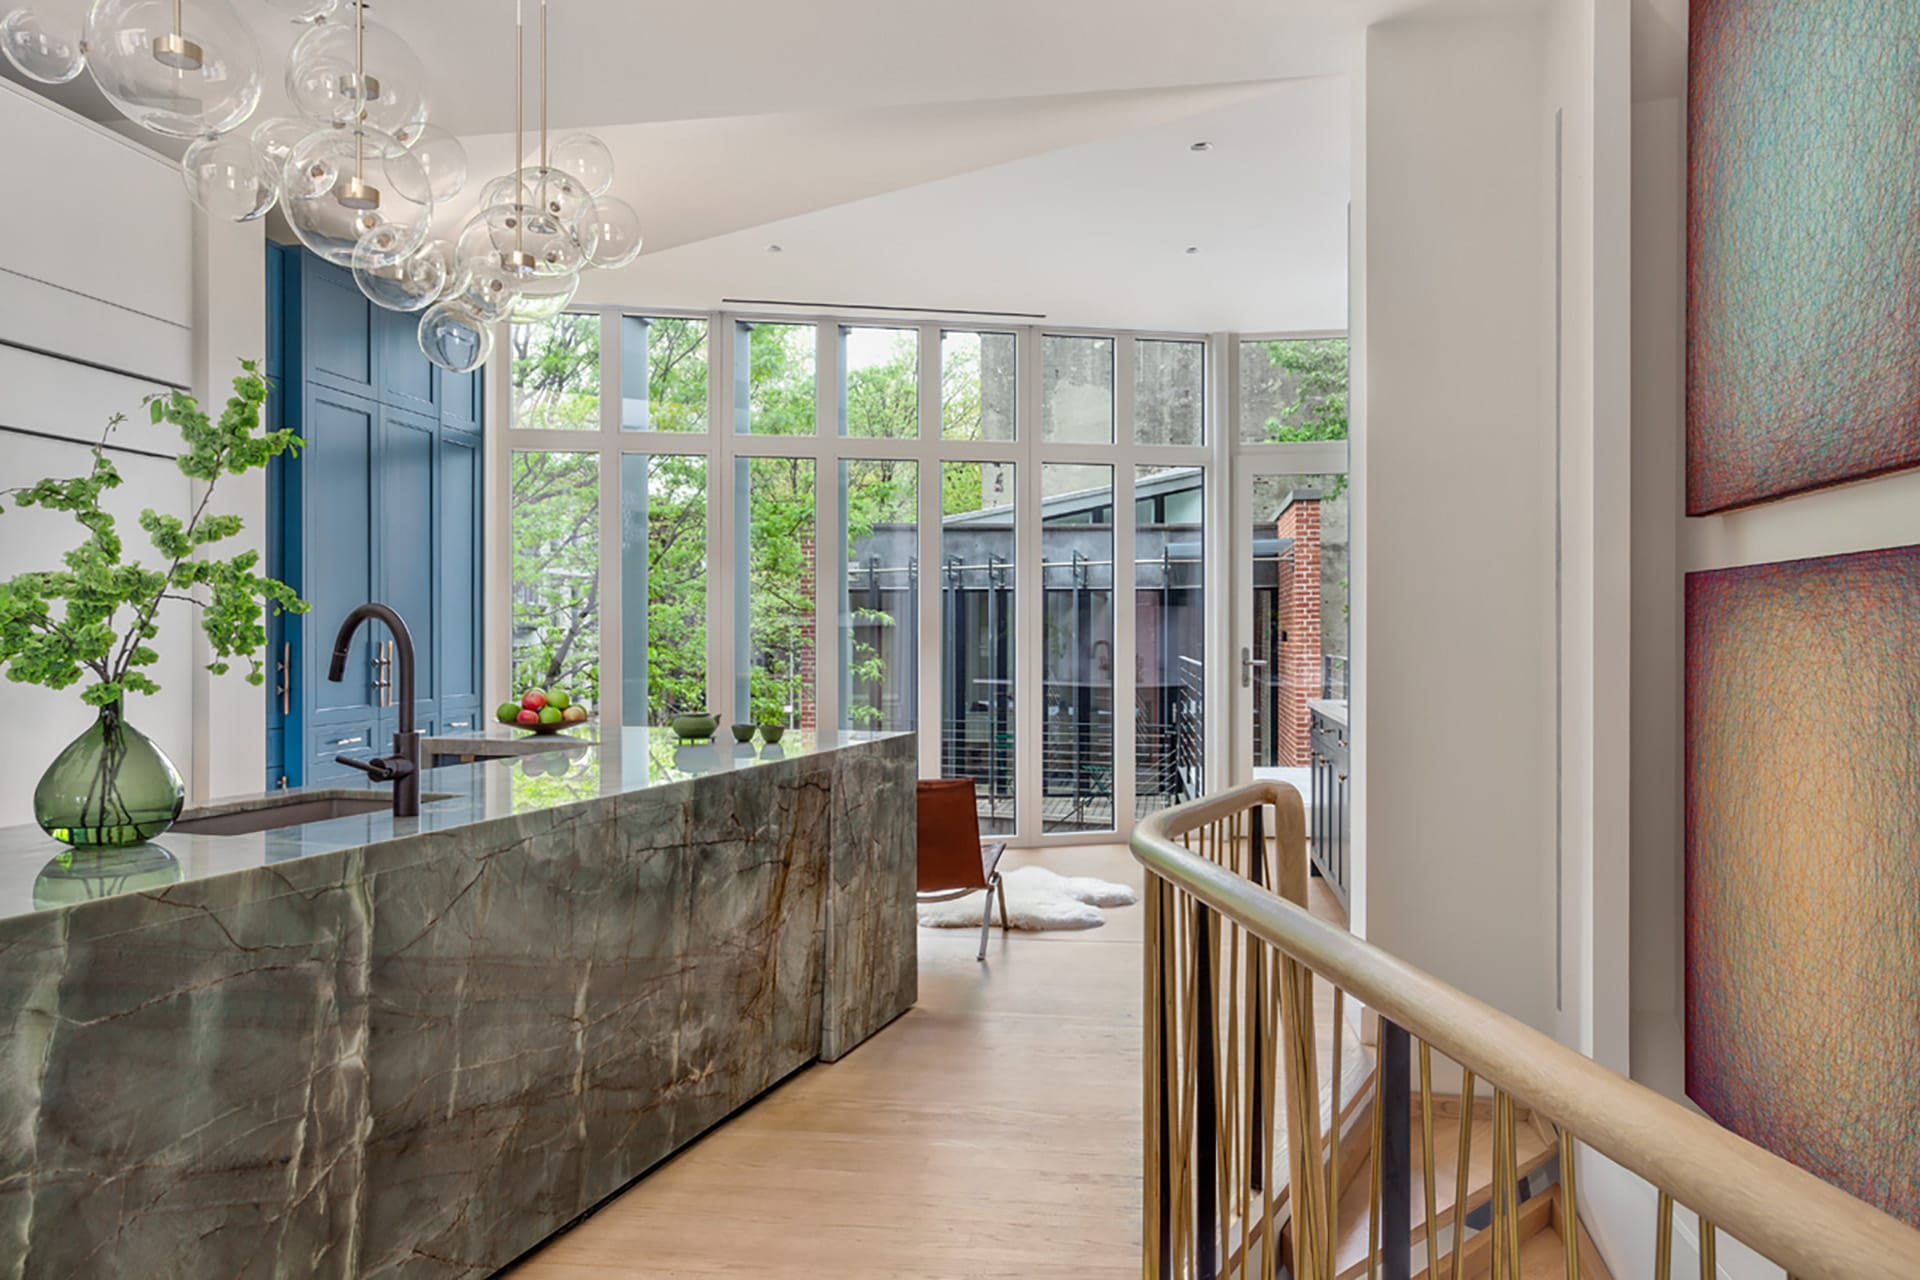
[{"xmin": 0, "ymin": 81, "xmax": 266, "ymax": 825}]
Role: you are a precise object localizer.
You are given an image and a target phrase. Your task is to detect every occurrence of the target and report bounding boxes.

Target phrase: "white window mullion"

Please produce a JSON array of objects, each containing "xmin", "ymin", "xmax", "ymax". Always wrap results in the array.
[
  {"xmin": 595, "ymin": 309, "xmax": 623, "ymax": 734},
  {"xmin": 1014, "ymin": 327, "xmax": 1044, "ymax": 843},
  {"xmin": 916, "ymin": 323, "xmax": 943, "ymax": 774},
  {"xmin": 1112, "ymin": 337, "xmax": 1139, "ymax": 834},
  {"xmin": 814, "ymin": 322, "xmax": 840, "ymax": 734},
  {"xmin": 709, "ymin": 314, "xmax": 737, "ymax": 722}
]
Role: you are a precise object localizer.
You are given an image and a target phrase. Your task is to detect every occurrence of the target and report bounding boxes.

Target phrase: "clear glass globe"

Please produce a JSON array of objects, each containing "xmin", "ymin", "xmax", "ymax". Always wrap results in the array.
[
  {"xmin": 394, "ymin": 121, "xmax": 467, "ymax": 203},
  {"xmin": 2, "ymin": 7, "xmax": 87, "ymax": 83},
  {"xmin": 354, "ymin": 236, "xmax": 449, "ymax": 313},
  {"xmin": 248, "ymin": 115, "xmax": 310, "ymax": 186},
  {"xmin": 451, "ymin": 256, "xmax": 521, "ymax": 323},
  {"xmin": 284, "ymin": 15, "xmax": 429, "ymax": 138},
  {"xmin": 549, "ymin": 132, "xmax": 614, "ymax": 198},
  {"xmin": 507, "ymin": 269, "xmax": 580, "ymax": 324},
  {"xmin": 262, "ymin": 0, "xmax": 335, "ymax": 20},
  {"xmin": 281, "ymin": 124, "xmax": 432, "ymax": 267},
  {"xmin": 583, "ymin": 194, "xmax": 643, "ymax": 269},
  {"xmin": 457, "ymin": 200, "xmax": 584, "ymax": 280},
  {"xmin": 479, "ymin": 166, "xmax": 595, "ymax": 241},
  {"xmin": 180, "ymin": 131, "xmax": 275, "ymax": 222},
  {"xmin": 83, "ymin": 0, "xmax": 261, "ymax": 139},
  {"xmin": 418, "ymin": 300, "xmax": 492, "ymax": 374}
]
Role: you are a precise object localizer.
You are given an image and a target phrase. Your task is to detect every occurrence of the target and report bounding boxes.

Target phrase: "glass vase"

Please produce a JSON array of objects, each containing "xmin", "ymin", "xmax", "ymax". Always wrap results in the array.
[{"xmin": 33, "ymin": 704, "xmax": 185, "ymax": 848}]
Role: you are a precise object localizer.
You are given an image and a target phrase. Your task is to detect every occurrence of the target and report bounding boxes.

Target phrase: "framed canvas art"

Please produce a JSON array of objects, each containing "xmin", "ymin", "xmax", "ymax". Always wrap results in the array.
[
  {"xmin": 1688, "ymin": 0, "xmax": 1920, "ymax": 513},
  {"xmin": 1686, "ymin": 545, "xmax": 1920, "ymax": 1224}
]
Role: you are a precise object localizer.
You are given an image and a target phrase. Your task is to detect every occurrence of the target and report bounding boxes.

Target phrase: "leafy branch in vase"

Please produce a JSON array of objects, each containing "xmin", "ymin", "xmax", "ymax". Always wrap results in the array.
[{"xmin": 0, "ymin": 360, "xmax": 308, "ymax": 710}]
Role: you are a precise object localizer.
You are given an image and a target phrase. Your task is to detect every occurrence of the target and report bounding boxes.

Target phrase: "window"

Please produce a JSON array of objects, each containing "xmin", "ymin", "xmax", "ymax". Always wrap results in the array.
[
  {"xmin": 512, "ymin": 314, "xmax": 599, "ymax": 430},
  {"xmin": 1238, "ymin": 337, "xmax": 1349, "ymax": 444},
  {"xmin": 1041, "ymin": 336, "xmax": 1115, "ymax": 444},
  {"xmin": 620, "ymin": 454, "xmax": 707, "ymax": 726},
  {"xmin": 621, "ymin": 316, "xmax": 708, "ymax": 432},
  {"xmin": 1135, "ymin": 466, "xmax": 1205, "ymax": 820},
  {"xmin": 735, "ymin": 457, "xmax": 817, "ymax": 727},
  {"xmin": 941, "ymin": 330, "xmax": 1016, "ymax": 441},
  {"xmin": 840, "ymin": 460, "xmax": 918, "ymax": 730},
  {"xmin": 736, "ymin": 321, "xmax": 816, "ymax": 435},
  {"xmin": 841, "ymin": 327, "xmax": 919, "ymax": 438},
  {"xmin": 941, "ymin": 460, "xmax": 1017, "ymax": 834},
  {"xmin": 1135, "ymin": 339, "xmax": 1204, "ymax": 446},
  {"xmin": 511, "ymin": 451, "xmax": 599, "ymax": 707},
  {"xmin": 1041, "ymin": 463, "xmax": 1115, "ymax": 833}
]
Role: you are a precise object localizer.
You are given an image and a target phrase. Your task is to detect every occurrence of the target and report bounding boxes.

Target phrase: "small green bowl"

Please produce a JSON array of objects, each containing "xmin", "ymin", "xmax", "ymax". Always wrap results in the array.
[
  {"xmin": 731, "ymin": 724, "xmax": 756, "ymax": 743},
  {"xmin": 757, "ymin": 724, "xmax": 785, "ymax": 745},
  {"xmin": 670, "ymin": 711, "xmax": 720, "ymax": 742}
]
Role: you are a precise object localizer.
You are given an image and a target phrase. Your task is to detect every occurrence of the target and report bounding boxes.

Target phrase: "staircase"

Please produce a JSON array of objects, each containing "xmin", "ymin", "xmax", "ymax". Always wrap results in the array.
[{"xmin": 1133, "ymin": 779, "xmax": 1920, "ymax": 1280}]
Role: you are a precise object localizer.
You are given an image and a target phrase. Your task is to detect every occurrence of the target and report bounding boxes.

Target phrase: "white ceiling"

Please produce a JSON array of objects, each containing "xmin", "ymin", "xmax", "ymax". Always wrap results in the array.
[{"xmin": 10, "ymin": 0, "xmax": 1520, "ymax": 330}]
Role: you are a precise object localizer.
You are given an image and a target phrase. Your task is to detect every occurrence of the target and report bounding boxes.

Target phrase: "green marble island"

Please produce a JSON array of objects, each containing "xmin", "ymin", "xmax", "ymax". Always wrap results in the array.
[{"xmin": 0, "ymin": 728, "xmax": 917, "ymax": 1278}]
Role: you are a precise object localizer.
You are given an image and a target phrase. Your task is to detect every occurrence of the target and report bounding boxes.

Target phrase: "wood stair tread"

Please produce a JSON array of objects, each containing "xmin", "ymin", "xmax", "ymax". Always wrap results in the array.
[
  {"xmin": 1318, "ymin": 1096, "xmax": 1558, "ymax": 1280},
  {"xmin": 1414, "ymin": 1188, "xmax": 1614, "ymax": 1280}
]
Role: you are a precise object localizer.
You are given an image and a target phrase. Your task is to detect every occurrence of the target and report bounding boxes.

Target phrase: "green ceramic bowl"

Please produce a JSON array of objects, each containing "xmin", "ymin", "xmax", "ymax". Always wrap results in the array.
[
  {"xmin": 670, "ymin": 712, "xmax": 720, "ymax": 741},
  {"xmin": 731, "ymin": 723, "xmax": 756, "ymax": 743},
  {"xmin": 757, "ymin": 724, "xmax": 786, "ymax": 745}
]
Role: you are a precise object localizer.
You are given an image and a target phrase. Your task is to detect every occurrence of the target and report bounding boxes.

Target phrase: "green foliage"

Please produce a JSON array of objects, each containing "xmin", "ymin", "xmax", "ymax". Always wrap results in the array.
[
  {"xmin": 0, "ymin": 363, "xmax": 306, "ymax": 709},
  {"xmin": 511, "ymin": 316, "xmax": 600, "ymax": 430},
  {"xmin": 1253, "ymin": 338, "xmax": 1349, "ymax": 444}
]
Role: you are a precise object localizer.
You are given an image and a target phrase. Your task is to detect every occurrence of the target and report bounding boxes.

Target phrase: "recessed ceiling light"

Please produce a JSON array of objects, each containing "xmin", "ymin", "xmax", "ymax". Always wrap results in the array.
[
  {"xmin": 1190, "ymin": 141, "xmax": 1212, "ymax": 152},
  {"xmin": 766, "ymin": 243, "xmax": 783, "ymax": 253},
  {"xmin": 1185, "ymin": 246, "xmax": 1200, "ymax": 255}
]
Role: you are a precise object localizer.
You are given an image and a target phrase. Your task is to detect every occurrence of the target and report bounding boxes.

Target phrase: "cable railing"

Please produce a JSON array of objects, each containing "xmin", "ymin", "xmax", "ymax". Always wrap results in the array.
[{"xmin": 1131, "ymin": 779, "xmax": 1920, "ymax": 1280}]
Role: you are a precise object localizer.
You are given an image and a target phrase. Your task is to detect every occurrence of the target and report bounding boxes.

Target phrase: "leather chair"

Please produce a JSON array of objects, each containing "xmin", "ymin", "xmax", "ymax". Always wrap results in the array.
[{"xmin": 916, "ymin": 778, "xmax": 1010, "ymax": 960}]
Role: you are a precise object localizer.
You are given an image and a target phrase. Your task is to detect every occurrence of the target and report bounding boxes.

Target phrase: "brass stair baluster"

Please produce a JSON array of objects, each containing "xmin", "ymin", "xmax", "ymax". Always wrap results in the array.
[
  {"xmin": 1699, "ymin": 1219, "xmax": 1717, "ymax": 1279},
  {"xmin": 1655, "ymin": 1190, "xmax": 1675, "ymax": 1280},
  {"xmin": 1560, "ymin": 1131, "xmax": 1580, "ymax": 1279},
  {"xmin": 1419, "ymin": 1042, "xmax": 1439, "ymax": 1280},
  {"xmin": 1449, "ymin": 1070, "xmax": 1475, "ymax": 1280},
  {"xmin": 1366, "ymin": 1026, "xmax": 1386, "ymax": 1280},
  {"xmin": 1327, "ymin": 985, "xmax": 1345, "ymax": 1280}
]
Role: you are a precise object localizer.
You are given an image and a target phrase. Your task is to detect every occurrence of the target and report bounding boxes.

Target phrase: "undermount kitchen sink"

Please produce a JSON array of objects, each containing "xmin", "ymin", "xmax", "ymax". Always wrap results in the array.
[{"xmin": 170, "ymin": 791, "xmax": 455, "ymax": 837}]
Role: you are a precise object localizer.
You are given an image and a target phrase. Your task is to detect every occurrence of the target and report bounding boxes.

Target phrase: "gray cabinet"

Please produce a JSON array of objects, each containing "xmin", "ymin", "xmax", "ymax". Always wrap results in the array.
[{"xmin": 1309, "ymin": 701, "xmax": 1350, "ymax": 907}]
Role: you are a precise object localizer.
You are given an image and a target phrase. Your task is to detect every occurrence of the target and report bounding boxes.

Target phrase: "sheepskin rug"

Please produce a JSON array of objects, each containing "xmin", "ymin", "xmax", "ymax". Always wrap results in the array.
[{"xmin": 918, "ymin": 864, "xmax": 1139, "ymax": 933}]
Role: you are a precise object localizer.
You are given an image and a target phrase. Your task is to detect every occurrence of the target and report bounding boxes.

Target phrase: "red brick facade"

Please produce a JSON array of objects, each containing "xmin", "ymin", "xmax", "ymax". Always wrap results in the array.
[
  {"xmin": 1274, "ymin": 496, "xmax": 1322, "ymax": 768},
  {"xmin": 797, "ymin": 536, "xmax": 817, "ymax": 729}
]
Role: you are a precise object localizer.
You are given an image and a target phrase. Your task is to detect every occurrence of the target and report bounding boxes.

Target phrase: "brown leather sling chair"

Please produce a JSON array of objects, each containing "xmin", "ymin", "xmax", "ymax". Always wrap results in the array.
[{"xmin": 916, "ymin": 778, "xmax": 1010, "ymax": 961}]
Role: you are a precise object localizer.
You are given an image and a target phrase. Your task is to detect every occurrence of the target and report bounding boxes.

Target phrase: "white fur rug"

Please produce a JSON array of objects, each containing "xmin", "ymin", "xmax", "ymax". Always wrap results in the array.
[{"xmin": 918, "ymin": 864, "xmax": 1139, "ymax": 933}]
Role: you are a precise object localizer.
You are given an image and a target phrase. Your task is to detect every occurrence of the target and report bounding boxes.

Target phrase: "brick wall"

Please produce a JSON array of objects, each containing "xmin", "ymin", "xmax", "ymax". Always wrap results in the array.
[
  {"xmin": 1274, "ymin": 497, "xmax": 1322, "ymax": 767},
  {"xmin": 798, "ymin": 536, "xmax": 817, "ymax": 729}
]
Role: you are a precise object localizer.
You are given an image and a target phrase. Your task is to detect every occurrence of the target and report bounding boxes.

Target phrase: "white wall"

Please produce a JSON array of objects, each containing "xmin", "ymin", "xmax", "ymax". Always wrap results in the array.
[
  {"xmin": 0, "ymin": 80, "xmax": 266, "ymax": 823},
  {"xmin": 1356, "ymin": 11, "xmax": 1560, "ymax": 1033}
]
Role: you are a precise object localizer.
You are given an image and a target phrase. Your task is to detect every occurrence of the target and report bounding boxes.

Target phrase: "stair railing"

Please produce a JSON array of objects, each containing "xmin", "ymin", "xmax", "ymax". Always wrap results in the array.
[{"xmin": 1132, "ymin": 779, "xmax": 1920, "ymax": 1280}]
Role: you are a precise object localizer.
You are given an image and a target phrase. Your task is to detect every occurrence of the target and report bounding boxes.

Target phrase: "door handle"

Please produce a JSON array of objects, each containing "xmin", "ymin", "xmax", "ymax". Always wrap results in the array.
[
  {"xmin": 275, "ymin": 641, "xmax": 291, "ymax": 716},
  {"xmin": 1240, "ymin": 646, "xmax": 1267, "ymax": 689}
]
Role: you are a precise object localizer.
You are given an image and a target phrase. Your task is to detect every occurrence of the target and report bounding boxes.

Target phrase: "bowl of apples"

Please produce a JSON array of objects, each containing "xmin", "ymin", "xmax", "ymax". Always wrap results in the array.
[{"xmin": 497, "ymin": 688, "xmax": 590, "ymax": 735}]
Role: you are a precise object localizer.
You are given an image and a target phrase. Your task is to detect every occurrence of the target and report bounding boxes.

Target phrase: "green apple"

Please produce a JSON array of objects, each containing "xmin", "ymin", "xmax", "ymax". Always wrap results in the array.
[
  {"xmin": 538, "ymin": 705, "xmax": 564, "ymax": 726},
  {"xmin": 549, "ymin": 690, "xmax": 571, "ymax": 711},
  {"xmin": 496, "ymin": 701, "xmax": 520, "ymax": 724},
  {"xmin": 562, "ymin": 704, "xmax": 588, "ymax": 724}
]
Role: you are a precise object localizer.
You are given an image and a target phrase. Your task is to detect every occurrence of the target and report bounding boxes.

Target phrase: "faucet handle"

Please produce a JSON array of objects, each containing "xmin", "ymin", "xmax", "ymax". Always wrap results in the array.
[{"xmin": 336, "ymin": 753, "xmax": 399, "ymax": 783}]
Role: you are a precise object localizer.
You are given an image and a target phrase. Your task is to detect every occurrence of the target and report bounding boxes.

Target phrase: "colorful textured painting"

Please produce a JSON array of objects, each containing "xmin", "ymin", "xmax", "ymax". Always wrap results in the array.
[
  {"xmin": 1688, "ymin": 0, "xmax": 1920, "ymax": 514},
  {"xmin": 1686, "ymin": 546, "xmax": 1920, "ymax": 1225}
]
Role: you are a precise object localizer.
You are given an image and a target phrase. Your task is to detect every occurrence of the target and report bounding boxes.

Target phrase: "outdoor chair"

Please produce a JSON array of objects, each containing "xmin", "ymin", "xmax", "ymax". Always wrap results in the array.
[{"xmin": 916, "ymin": 777, "xmax": 1010, "ymax": 960}]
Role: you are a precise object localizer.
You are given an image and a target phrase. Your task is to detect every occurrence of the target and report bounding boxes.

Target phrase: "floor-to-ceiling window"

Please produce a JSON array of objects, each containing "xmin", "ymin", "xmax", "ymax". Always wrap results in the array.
[{"xmin": 496, "ymin": 309, "xmax": 1225, "ymax": 844}]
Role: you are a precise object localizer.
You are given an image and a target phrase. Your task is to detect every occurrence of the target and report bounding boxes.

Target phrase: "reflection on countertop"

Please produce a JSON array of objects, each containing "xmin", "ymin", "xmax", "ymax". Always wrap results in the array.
[{"xmin": 0, "ymin": 727, "xmax": 906, "ymax": 925}]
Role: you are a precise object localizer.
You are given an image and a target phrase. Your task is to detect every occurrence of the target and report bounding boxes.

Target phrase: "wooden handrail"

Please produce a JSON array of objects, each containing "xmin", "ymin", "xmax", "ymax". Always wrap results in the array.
[{"xmin": 1132, "ymin": 779, "xmax": 1920, "ymax": 1280}]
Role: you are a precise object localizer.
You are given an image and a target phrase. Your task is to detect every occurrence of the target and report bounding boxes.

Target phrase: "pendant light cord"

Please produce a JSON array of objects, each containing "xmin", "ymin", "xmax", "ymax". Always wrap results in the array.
[
  {"xmin": 515, "ymin": 0, "xmax": 525, "ymax": 256},
  {"xmin": 354, "ymin": 0, "xmax": 366, "ymax": 184},
  {"xmin": 540, "ymin": 0, "xmax": 549, "ymax": 167}
]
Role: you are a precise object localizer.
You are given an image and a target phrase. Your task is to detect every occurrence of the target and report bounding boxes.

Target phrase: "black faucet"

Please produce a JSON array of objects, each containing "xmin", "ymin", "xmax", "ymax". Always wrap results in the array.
[{"xmin": 327, "ymin": 602, "xmax": 420, "ymax": 818}]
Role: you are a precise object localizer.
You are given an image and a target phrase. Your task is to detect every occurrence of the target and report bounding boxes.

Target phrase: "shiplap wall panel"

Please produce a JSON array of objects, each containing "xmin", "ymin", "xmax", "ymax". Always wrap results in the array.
[
  {"xmin": 0, "ymin": 344, "xmax": 185, "ymax": 453},
  {"xmin": 0, "ymin": 81, "xmax": 192, "ymax": 386}
]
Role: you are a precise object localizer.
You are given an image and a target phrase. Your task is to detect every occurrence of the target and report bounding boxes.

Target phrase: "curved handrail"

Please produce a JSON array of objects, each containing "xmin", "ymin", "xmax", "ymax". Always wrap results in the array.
[{"xmin": 1132, "ymin": 780, "xmax": 1920, "ymax": 1280}]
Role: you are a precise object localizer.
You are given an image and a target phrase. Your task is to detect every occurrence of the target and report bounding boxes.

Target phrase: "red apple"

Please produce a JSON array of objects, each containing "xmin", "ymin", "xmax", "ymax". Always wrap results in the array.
[
  {"xmin": 516, "ymin": 708, "xmax": 540, "ymax": 725},
  {"xmin": 521, "ymin": 690, "xmax": 548, "ymax": 712}
]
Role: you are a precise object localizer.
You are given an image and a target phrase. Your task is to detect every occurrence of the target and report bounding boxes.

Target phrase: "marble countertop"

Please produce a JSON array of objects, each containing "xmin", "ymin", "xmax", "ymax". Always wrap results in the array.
[
  {"xmin": 423, "ymin": 723, "xmax": 599, "ymax": 759},
  {"xmin": 0, "ymin": 727, "xmax": 907, "ymax": 926}
]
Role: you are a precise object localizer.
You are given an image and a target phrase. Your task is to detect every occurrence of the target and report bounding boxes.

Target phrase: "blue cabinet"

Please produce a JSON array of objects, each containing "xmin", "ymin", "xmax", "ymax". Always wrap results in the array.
[{"xmin": 267, "ymin": 245, "xmax": 486, "ymax": 788}]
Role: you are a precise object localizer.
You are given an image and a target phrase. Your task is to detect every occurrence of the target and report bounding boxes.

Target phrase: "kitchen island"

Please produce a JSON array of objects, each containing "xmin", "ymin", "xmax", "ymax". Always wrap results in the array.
[{"xmin": 0, "ymin": 728, "xmax": 916, "ymax": 1279}]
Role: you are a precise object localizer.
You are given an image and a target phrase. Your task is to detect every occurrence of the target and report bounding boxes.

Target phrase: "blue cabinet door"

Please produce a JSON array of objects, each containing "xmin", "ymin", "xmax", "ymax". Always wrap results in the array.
[{"xmin": 269, "ymin": 249, "xmax": 485, "ymax": 784}]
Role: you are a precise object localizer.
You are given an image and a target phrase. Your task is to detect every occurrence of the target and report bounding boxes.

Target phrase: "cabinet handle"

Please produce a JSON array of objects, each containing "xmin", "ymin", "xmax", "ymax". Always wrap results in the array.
[
  {"xmin": 275, "ymin": 641, "xmax": 291, "ymax": 715},
  {"xmin": 448, "ymin": 719, "xmax": 470, "ymax": 730},
  {"xmin": 335, "ymin": 735, "xmax": 364, "ymax": 748}
]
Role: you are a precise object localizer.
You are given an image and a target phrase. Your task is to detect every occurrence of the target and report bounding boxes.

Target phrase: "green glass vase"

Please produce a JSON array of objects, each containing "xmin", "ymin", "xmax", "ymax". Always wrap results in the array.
[{"xmin": 33, "ymin": 704, "xmax": 185, "ymax": 849}]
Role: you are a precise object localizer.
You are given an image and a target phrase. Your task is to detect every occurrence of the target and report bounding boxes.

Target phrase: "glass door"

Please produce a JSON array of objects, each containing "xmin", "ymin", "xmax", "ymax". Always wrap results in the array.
[{"xmin": 1231, "ymin": 460, "xmax": 1350, "ymax": 898}]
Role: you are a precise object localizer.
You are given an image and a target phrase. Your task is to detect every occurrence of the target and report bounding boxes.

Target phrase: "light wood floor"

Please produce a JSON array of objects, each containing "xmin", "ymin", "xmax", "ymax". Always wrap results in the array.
[{"xmin": 505, "ymin": 844, "xmax": 1345, "ymax": 1279}]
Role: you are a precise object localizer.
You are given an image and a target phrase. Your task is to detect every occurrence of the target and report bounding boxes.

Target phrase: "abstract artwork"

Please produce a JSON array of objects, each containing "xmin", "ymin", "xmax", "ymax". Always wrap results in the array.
[
  {"xmin": 1686, "ymin": 545, "xmax": 1920, "ymax": 1225},
  {"xmin": 1688, "ymin": 0, "xmax": 1920, "ymax": 514}
]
